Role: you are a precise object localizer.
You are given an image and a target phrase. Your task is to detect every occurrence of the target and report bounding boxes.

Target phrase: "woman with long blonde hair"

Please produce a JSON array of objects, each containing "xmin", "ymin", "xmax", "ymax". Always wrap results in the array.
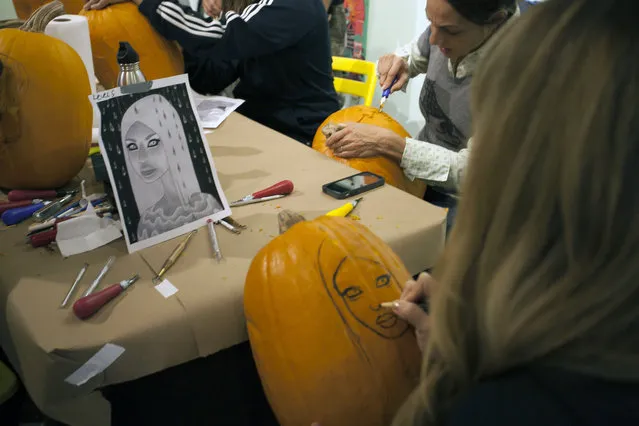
[{"xmin": 390, "ymin": 0, "xmax": 639, "ymax": 424}]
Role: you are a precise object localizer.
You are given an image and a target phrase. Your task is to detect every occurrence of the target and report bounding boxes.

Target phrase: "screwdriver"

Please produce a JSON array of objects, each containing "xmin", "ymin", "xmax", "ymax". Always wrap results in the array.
[
  {"xmin": 230, "ymin": 180, "xmax": 294, "ymax": 206},
  {"xmin": 73, "ymin": 274, "xmax": 139, "ymax": 319},
  {"xmin": 1, "ymin": 201, "xmax": 52, "ymax": 226},
  {"xmin": 0, "ymin": 199, "xmax": 39, "ymax": 215}
]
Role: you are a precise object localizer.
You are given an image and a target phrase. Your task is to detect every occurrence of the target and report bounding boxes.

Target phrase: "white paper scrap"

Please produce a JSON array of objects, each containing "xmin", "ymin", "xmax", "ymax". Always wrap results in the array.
[
  {"xmin": 155, "ymin": 279, "xmax": 179, "ymax": 298},
  {"xmin": 65, "ymin": 343, "xmax": 125, "ymax": 386}
]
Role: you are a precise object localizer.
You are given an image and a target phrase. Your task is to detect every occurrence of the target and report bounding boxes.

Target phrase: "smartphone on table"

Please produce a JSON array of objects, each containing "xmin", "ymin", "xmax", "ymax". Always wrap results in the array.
[{"xmin": 322, "ymin": 171, "xmax": 385, "ymax": 199}]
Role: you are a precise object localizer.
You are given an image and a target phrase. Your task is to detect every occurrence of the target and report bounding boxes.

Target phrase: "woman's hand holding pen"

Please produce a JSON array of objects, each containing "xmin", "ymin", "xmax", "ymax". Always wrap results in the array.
[
  {"xmin": 377, "ymin": 54, "xmax": 410, "ymax": 94},
  {"xmin": 391, "ymin": 272, "xmax": 436, "ymax": 353}
]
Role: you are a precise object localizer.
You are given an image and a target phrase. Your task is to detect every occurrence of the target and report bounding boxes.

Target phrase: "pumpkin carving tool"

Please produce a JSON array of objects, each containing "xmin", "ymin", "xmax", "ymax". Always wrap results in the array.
[
  {"xmin": 73, "ymin": 274, "xmax": 139, "ymax": 320},
  {"xmin": 230, "ymin": 180, "xmax": 294, "ymax": 207},
  {"xmin": 379, "ymin": 76, "xmax": 399, "ymax": 112},
  {"xmin": 151, "ymin": 230, "xmax": 197, "ymax": 284},
  {"xmin": 207, "ymin": 219, "xmax": 224, "ymax": 263},
  {"xmin": 325, "ymin": 197, "xmax": 363, "ymax": 218}
]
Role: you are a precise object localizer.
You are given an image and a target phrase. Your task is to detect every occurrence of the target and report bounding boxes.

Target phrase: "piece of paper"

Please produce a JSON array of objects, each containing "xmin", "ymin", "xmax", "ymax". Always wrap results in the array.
[
  {"xmin": 90, "ymin": 75, "xmax": 232, "ymax": 253},
  {"xmin": 155, "ymin": 279, "xmax": 179, "ymax": 298},
  {"xmin": 192, "ymin": 94, "xmax": 244, "ymax": 129},
  {"xmin": 64, "ymin": 343, "xmax": 125, "ymax": 386},
  {"xmin": 56, "ymin": 214, "xmax": 122, "ymax": 257}
]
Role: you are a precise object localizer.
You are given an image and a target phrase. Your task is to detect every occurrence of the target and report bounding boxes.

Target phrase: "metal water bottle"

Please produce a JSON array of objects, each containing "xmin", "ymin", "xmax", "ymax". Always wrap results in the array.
[{"xmin": 116, "ymin": 41, "xmax": 146, "ymax": 87}]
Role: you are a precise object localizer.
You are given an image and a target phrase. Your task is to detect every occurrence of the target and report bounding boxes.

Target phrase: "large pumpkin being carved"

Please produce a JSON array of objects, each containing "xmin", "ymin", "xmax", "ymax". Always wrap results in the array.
[
  {"xmin": 12, "ymin": 0, "xmax": 84, "ymax": 19},
  {"xmin": 245, "ymin": 215, "xmax": 421, "ymax": 426},
  {"xmin": 313, "ymin": 105, "xmax": 427, "ymax": 198},
  {"xmin": 80, "ymin": 3, "xmax": 184, "ymax": 89},
  {"xmin": 0, "ymin": 28, "xmax": 92, "ymax": 189}
]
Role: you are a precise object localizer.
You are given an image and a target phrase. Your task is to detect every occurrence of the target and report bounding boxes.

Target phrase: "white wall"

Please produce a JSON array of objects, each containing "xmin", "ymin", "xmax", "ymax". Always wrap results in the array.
[
  {"xmin": 365, "ymin": 0, "xmax": 428, "ymax": 136},
  {"xmin": 0, "ymin": 1, "xmax": 17, "ymax": 20}
]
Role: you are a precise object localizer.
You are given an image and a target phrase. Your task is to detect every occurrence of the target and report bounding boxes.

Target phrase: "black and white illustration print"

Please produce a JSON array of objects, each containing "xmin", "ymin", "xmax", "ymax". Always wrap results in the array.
[
  {"xmin": 93, "ymin": 75, "xmax": 231, "ymax": 253},
  {"xmin": 193, "ymin": 95, "xmax": 244, "ymax": 129}
]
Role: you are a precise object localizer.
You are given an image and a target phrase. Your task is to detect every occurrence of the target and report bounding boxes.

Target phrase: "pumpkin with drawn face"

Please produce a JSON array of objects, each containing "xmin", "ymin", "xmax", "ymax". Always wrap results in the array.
[{"xmin": 244, "ymin": 215, "xmax": 421, "ymax": 426}]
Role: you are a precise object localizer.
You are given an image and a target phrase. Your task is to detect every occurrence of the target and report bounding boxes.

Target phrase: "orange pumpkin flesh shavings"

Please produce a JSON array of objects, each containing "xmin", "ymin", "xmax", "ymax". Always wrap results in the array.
[
  {"xmin": 312, "ymin": 105, "xmax": 427, "ymax": 198},
  {"xmin": 80, "ymin": 3, "xmax": 184, "ymax": 89},
  {"xmin": 244, "ymin": 215, "xmax": 421, "ymax": 426},
  {"xmin": 0, "ymin": 28, "xmax": 92, "ymax": 189}
]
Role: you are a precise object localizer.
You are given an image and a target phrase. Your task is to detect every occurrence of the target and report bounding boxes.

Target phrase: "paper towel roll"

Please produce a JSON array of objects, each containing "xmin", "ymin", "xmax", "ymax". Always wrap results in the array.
[{"xmin": 45, "ymin": 14, "xmax": 100, "ymax": 128}]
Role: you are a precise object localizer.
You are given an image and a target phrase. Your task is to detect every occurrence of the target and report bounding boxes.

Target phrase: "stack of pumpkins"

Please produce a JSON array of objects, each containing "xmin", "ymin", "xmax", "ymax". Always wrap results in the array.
[{"xmin": 1, "ymin": 0, "xmax": 183, "ymax": 190}]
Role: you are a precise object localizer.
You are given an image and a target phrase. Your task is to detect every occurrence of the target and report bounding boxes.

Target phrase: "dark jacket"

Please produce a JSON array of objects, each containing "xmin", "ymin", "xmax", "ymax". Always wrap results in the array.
[
  {"xmin": 448, "ymin": 367, "xmax": 639, "ymax": 425},
  {"xmin": 139, "ymin": 0, "xmax": 340, "ymax": 145}
]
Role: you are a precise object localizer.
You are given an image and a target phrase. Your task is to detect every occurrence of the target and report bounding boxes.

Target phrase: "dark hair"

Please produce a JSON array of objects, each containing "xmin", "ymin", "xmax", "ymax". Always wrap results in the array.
[{"xmin": 447, "ymin": 0, "xmax": 517, "ymax": 25}]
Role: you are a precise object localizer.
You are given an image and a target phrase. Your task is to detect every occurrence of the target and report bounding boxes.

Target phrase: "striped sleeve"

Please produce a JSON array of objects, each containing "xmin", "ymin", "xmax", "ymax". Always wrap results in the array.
[
  {"xmin": 139, "ymin": 0, "xmax": 226, "ymax": 52},
  {"xmin": 208, "ymin": 0, "xmax": 315, "ymax": 60}
]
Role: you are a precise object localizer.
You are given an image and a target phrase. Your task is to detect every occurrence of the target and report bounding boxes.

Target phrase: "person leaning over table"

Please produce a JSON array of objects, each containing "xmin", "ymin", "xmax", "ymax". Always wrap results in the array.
[
  {"xmin": 325, "ymin": 0, "xmax": 519, "ymax": 232},
  {"xmin": 83, "ymin": 0, "xmax": 340, "ymax": 146},
  {"xmin": 315, "ymin": 0, "xmax": 639, "ymax": 424}
]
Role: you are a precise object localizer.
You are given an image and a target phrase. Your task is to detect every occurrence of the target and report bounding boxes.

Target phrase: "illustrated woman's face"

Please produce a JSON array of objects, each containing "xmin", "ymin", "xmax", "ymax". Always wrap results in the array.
[
  {"xmin": 331, "ymin": 256, "xmax": 409, "ymax": 339},
  {"xmin": 124, "ymin": 121, "xmax": 169, "ymax": 183}
]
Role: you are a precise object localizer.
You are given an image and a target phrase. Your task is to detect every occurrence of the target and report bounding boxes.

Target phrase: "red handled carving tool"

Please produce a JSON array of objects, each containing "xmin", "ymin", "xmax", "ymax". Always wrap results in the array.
[
  {"xmin": 73, "ymin": 274, "xmax": 139, "ymax": 319},
  {"xmin": 7, "ymin": 189, "xmax": 76, "ymax": 202},
  {"xmin": 230, "ymin": 180, "xmax": 294, "ymax": 207}
]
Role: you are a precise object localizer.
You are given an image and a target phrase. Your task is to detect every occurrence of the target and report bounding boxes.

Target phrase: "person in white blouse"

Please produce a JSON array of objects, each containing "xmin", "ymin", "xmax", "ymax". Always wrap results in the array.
[{"xmin": 326, "ymin": 0, "xmax": 519, "ymax": 231}]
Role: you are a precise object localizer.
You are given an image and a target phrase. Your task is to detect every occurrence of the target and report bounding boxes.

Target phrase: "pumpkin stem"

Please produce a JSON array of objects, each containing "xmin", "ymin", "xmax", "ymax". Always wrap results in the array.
[
  {"xmin": 278, "ymin": 210, "xmax": 307, "ymax": 234},
  {"xmin": 0, "ymin": 19, "xmax": 24, "ymax": 29},
  {"xmin": 20, "ymin": 1, "xmax": 65, "ymax": 33}
]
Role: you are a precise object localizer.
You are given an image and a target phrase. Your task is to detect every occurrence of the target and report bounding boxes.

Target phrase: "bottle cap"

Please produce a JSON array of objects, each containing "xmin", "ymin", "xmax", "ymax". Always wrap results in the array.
[{"xmin": 117, "ymin": 41, "xmax": 140, "ymax": 65}]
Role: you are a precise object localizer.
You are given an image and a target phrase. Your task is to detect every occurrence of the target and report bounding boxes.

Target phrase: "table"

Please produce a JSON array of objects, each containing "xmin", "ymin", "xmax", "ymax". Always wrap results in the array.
[{"xmin": 0, "ymin": 113, "xmax": 446, "ymax": 426}]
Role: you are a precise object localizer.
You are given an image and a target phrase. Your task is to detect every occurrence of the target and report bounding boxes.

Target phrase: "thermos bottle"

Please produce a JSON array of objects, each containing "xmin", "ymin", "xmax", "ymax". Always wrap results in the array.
[{"xmin": 116, "ymin": 41, "xmax": 146, "ymax": 87}]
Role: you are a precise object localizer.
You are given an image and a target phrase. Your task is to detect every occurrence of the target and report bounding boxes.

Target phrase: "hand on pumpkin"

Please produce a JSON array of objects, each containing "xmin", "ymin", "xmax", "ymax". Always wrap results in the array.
[
  {"xmin": 377, "ymin": 54, "xmax": 409, "ymax": 93},
  {"xmin": 83, "ymin": 0, "xmax": 139, "ymax": 10},
  {"xmin": 325, "ymin": 123, "xmax": 399, "ymax": 159},
  {"xmin": 391, "ymin": 272, "xmax": 435, "ymax": 352}
]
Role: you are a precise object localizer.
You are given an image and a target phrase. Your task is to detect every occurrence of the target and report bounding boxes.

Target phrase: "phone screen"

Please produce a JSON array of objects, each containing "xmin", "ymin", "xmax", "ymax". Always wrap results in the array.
[{"xmin": 324, "ymin": 172, "xmax": 383, "ymax": 196}]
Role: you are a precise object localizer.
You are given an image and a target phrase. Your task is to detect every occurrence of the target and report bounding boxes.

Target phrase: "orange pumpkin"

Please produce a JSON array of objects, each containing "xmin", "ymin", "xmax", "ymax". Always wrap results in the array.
[
  {"xmin": 12, "ymin": 0, "xmax": 85, "ymax": 19},
  {"xmin": 79, "ymin": 3, "xmax": 184, "ymax": 89},
  {"xmin": 245, "ymin": 215, "xmax": 421, "ymax": 426},
  {"xmin": 0, "ymin": 28, "xmax": 92, "ymax": 189},
  {"xmin": 313, "ymin": 105, "xmax": 427, "ymax": 198}
]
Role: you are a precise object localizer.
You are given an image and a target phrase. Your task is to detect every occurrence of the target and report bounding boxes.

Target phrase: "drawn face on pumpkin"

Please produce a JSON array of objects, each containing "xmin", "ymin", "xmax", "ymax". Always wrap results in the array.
[
  {"xmin": 319, "ymin": 239, "xmax": 409, "ymax": 339},
  {"xmin": 123, "ymin": 121, "xmax": 169, "ymax": 183}
]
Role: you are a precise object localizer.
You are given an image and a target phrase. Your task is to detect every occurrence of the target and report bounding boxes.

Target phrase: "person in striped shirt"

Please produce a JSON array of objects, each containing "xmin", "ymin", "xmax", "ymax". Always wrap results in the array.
[{"xmin": 84, "ymin": 0, "xmax": 340, "ymax": 146}]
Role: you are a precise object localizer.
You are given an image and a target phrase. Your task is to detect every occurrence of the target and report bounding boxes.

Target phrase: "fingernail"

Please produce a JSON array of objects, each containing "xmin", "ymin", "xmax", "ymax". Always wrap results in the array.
[{"xmin": 381, "ymin": 301, "xmax": 400, "ymax": 309}]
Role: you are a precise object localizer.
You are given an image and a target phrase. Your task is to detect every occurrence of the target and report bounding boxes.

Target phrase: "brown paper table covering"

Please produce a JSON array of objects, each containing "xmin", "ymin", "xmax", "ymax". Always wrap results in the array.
[{"xmin": 0, "ymin": 113, "xmax": 446, "ymax": 426}]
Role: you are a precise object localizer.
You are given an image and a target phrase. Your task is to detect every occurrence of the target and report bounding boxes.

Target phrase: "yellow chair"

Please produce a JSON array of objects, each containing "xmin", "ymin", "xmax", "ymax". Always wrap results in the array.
[{"xmin": 332, "ymin": 56, "xmax": 378, "ymax": 107}]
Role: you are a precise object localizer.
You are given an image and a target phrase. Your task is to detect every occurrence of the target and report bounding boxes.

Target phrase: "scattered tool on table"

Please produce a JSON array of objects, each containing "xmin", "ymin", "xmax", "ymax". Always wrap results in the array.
[
  {"xmin": 230, "ymin": 194, "xmax": 286, "ymax": 207},
  {"xmin": 60, "ymin": 263, "xmax": 89, "ymax": 308},
  {"xmin": 73, "ymin": 274, "xmax": 139, "ymax": 320},
  {"xmin": 0, "ymin": 199, "xmax": 42, "ymax": 216},
  {"xmin": 207, "ymin": 219, "xmax": 224, "ymax": 263},
  {"xmin": 83, "ymin": 256, "xmax": 116, "ymax": 297},
  {"xmin": 217, "ymin": 218, "xmax": 241, "ymax": 234},
  {"xmin": 230, "ymin": 180, "xmax": 294, "ymax": 207},
  {"xmin": 223, "ymin": 216, "xmax": 247, "ymax": 230},
  {"xmin": 151, "ymin": 230, "xmax": 197, "ymax": 284},
  {"xmin": 326, "ymin": 197, "xmax": 363, "ymax": 218},
  {"xmin": 33, "ymin": 192, "xmax": 76, "ymax": 222},
  {"xmin": 379, "ymin": 76, "xmax": 399, "ymax": 112},
  {"xmin": 7, "ymin": 189, "xmax": 76, "ymax": 202},
  {"xmin": 1, "ymin": 200, "xmax": 52, "ymax": 226}
]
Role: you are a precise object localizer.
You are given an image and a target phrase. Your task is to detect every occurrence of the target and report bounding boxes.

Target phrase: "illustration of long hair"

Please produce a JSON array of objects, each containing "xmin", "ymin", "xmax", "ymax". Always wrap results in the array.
[{"xmin": 120, "ymin": 94, "xmax": 202, "ymax": 214}]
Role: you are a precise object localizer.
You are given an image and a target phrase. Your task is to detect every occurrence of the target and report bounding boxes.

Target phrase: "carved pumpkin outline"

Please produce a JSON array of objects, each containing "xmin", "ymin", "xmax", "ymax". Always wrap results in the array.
[{"xmin": 317, "ymin": 238, "xmax": 410, "ymax": 341}]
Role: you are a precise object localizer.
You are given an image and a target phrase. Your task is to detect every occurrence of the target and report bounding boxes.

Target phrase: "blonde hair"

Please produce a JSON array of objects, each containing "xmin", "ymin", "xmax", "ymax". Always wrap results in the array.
[{"xmin": 394, "ymin": 0, "xmax": 639, "ymax": 424}]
